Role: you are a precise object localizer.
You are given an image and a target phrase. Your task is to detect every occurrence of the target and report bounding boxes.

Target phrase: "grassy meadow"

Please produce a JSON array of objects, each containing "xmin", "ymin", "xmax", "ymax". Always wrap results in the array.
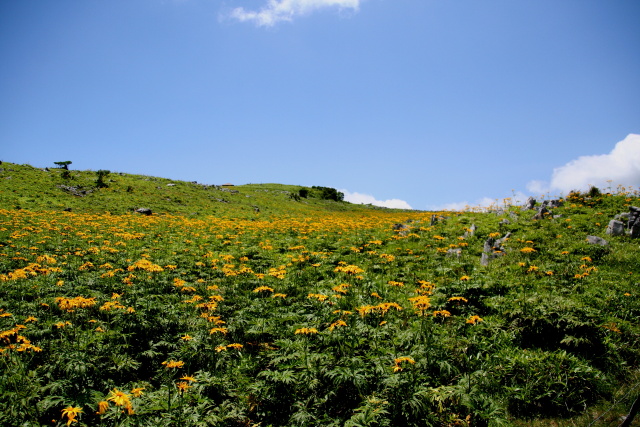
[{"xmin": 0, "ymin": 162, "xmax": 639, "ymax": 426}]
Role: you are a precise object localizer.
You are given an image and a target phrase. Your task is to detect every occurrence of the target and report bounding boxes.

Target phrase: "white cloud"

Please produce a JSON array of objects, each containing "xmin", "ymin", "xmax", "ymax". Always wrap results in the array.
[
  {"xmin": 427, "ymin": 191, "xmax": 529, "ymax": 212},
  {"xmin": 428, "ymin": 197, "xmax": 498, "ymax": 212},
  {"xmin": 341, "ymin": 189, "xmax": 413, "ymax": 210},
  {"xmin": 229, "ymin": 0, "xmax": 360, "ymax": 26},
  {"xmin": 527, "ymin": 134, "xmax": 640, "ymax": 195}
]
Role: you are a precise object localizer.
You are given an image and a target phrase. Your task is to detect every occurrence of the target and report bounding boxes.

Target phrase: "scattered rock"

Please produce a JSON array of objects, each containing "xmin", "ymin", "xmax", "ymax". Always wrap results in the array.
[
  {"xmin": 135, "ymin": 208, "xmax": 153, "ymax": 216},
  {"xmin": 606, "ymin": 220, "xmax": 625, "ymax": 236},
  {"xmin": 609, "ymin": 206, "xmax": 640, "ymax": 238},
  {"xmin": 544, "ymin": 199, "xmax": 564, "ymax": 209},
  {"xmin": 586, "ymin": 235, "xmax": 608, "ymax": 246},
  {"xmin": 525, "ymin": 197, "xmax": 536, "ymax": 210},
  {"xmin": 532, "ymin": 206, "xmax": 549, "ymax": 220},
  {"xmin": 447, "ymin": 248, "xmax": 462, "ymax": 258},
  {"xmin": 480, "ymin": 252, "xmax": 491, "ymax": 266},
  {"xmin": 629, "ymin": 206, "xmax": 640, "ymax": 238},
  {"xmin": 481, "ymin": 233, "xmax": 509, "ymax": 265},
  {"xmin": 463, "ymin": 224, "xmax": 477, "ymax": 238},
  {"xmin": 167, "ymin": 183, "xmax": 176, "ymax": 187},
  {"xmin": 57, "ymin": 185, "xmax": 93, "ymax": 197},
  {"xmin": 614, "ymin": 212, "xmax": 630, "ymax": 221}
]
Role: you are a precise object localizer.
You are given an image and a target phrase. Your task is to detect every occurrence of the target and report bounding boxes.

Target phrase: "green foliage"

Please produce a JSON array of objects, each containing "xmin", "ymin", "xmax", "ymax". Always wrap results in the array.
[
  {"xmin": 54, "ymin": 161, "xmax": 72, "ymax": 170},
  {"xmin": 312, "ymin": 186, "xmax": 344, "ymax": 202},
  {"xmin": 95, "ymin": 169, "xmax": 110, "ymax": 188},
  {"xmin": 0, "ymin": 161, "xmax": 638, "ymax": 426}
]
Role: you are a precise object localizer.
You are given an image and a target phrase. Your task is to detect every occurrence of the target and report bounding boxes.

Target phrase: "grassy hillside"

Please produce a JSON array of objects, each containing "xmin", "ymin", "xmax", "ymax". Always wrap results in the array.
[
  {"xmin": 0, "ymin": 162, "xmax": 392, "ymax": 217},
  {"xmin": 1, "ymin": 161, "xmax": 639, "ymax": 426}
]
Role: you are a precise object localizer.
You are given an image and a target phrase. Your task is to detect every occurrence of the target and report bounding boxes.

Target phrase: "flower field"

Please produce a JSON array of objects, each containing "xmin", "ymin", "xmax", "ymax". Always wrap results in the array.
[{"xmin": 0, "ymin": 164, "xmax": 639, "ymax": 426}]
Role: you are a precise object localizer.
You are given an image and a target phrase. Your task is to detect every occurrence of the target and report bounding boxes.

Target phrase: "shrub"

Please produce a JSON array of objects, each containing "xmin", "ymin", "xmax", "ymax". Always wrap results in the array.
[
  {"xmin": 312, "ymin": 186, "xmax": 344, "ymax": 202},
  {"xmin": 96, "ymin": 170, "xmax": 110, "ymax": 188}
]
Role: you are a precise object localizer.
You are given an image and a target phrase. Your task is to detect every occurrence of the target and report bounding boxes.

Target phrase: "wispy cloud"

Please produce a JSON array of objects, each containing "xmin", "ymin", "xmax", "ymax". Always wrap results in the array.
[
  {"xmin": 341, "ymin": 189, "xmax": 412, "ymax": 210},
  {"xmin": 229, "ymin": 0, "xmax": 360, "ymax": 27},
  {"xmin": 527, "ymin": 134, "xmax": 640, "ymax": 195}
]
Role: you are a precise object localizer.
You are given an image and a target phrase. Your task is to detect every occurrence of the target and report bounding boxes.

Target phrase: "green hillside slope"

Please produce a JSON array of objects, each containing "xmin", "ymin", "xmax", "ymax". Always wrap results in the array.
[
  {"xmin": 0, "ymin": 162, "xmax": 396, "ymax": 216},
  {"xmin": 1, "ymin": 160, "xmax": 639, "ymax": 426}
]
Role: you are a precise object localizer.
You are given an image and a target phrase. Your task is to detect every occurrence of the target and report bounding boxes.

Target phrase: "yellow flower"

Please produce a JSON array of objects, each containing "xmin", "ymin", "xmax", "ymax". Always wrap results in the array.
[
  {"xmin": 387, "ymin": 280, "xmax": 404, "ymax": 287},
  {"xmin": 96, "ymin": 400, "xmax": 109, "ymax": 415},
  {"xmin": 466, "ymin": 315, "xmax": 483, "ymax": 325},
  {"xmin": 61, "ymin": 406, "xmax": 82, "ymax": 426},
  {"xmin": 294, "ymin": 327, "xmax": 318, "ymax": 335},
  {"xmin": 392, "ymin": 356, "xmax": 415, "ymax": 372},
  {"xmin": 181, "ymin": 334, "xmax": 193, "ymax": 341},
  {"xmin": 176, "ymin": 381, "xmax": 191, "ymax": 392},
  {"xmin": 107, "ymin": 388, "xmax": 131, "ymax": 407},
  {"xmin": 131, "ymin": 387, "xmax": 145, "ymax": 397},
  {"xmin": 329, "ymin": 320, "xmax": 347, "ymax": 331},
  {"xmin": 432, "ymin": 310, "xmax": 451, "ymax": 317},
  {"xmin": 520, "ymin": 247, "xmax": 536, "ymax": 253},
  {"xmin": 180, "ymin": 375, "xmax": 197, "ymax": 382},
  {"xmin": 227, "ymin": 343, "xmax": 244, "ymax": 350},
  {"xmin": 253, "ymin": 286, "xmax": 274, "ymax": 293},
  {"xmin": 162, "ymin": 360, "xmax": 185, "ymax": 369}
]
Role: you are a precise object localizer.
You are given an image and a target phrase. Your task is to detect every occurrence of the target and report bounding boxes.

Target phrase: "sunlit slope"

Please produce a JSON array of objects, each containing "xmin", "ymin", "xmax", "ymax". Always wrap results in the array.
[{"xmin": 0, "ymin": 162, "xmax": 407, "ymax": 216}]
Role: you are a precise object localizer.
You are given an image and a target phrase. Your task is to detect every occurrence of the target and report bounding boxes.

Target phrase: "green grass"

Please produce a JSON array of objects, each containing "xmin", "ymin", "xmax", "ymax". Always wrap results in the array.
[
  {"xmin": 0, "ymin": 162, "xmax": 391, "ymax": 217},
  {"xmin": 0, "ymin": 161, "xmax": 639, "ymax": 426}
]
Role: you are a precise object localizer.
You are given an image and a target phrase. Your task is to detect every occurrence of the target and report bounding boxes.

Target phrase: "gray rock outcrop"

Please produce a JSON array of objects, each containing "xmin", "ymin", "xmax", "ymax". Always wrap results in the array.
[
  {"xmin": 586, "ymin": 235, "xmax": 608, "ymax": 246},
  {"xmin": 606, "ymin": 220, "xmax": 625, "ymax": 236}
]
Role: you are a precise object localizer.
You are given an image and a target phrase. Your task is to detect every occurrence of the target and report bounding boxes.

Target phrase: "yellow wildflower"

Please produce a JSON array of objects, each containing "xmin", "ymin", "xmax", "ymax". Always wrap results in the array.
[
  {"xmin": 162, "ymin": 360, "xmax": 185, "ymax": 369},
  {"xmin": 466, "ymin": 315, "xmax": 483, "ymax": 325},
  {"xmin": 294, "ymin": 327, "xmax": 318, "ymax": 335},
  {"xmin": 176, "ymin": 381, "xmax": 191, "ymax": 393},
  {"xmin": 96, "ymin": 401, "xmax": 109, "ymax": 415},
  {"xmin": 61, "ymin": 406, "xmax": 82, "ymax": 426},
  {"xmin": 107, "ymin": 389, "xmax": 131, "ymax": 407}
]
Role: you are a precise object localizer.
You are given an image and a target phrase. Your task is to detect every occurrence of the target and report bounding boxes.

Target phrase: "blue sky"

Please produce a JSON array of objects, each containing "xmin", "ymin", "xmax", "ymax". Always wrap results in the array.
[{"xmin": 1, "ymin": 0, "xmax": 639, "ymax": 210}]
